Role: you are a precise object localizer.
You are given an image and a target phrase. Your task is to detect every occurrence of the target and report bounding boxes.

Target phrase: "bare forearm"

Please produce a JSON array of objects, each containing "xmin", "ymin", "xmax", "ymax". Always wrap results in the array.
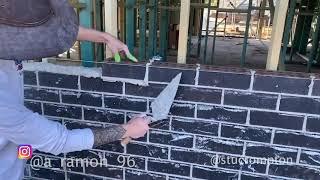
[
  {"xmin": 77, "ymin": 26, "xmax": 113, "ymax": 43},
  {"xmin": 91, "ymin": 125, "xmax": 126, "ymax": 148}
]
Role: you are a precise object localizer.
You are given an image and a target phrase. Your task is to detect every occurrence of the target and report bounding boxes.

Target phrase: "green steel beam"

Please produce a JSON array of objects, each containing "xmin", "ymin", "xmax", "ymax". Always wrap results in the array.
[
  {"xmin": 95, "ymin": 0, "xmax": 104, "ymax": 62},
  {"xmin": 79, "ymin": 0, "xmax": 94, "ymax": 67},
  {"xmin": 126, "ymin": 0, "xmax": 136, "ymax": 54},
  {"xmin": 139, "ymin": 0, "xmax": 146, "ymax": 61},
  {"xmin": 188, "ymin": 7, "xmax": 195, "ymax": 57},
  {"xmin": 148, "ymin": 0, "xmax": 158, "ymax": 58},
  {"xmin": 203, "ymin": 0, "xmax": 212, "ymax": 64},
  {"xmin": 210, "ymin": 0, "xmax": 220, "ymax": 64},
  {"xmin": 197, "ymin": 7, "xmax": 204, "ymax": 58},
  {"xmin": 292, "ymin": 0, "xmax": 317, "ymax": 55},
  {"xmin": 240, "ymin": 0, "xmax": 253, "ymax": 67},
  {"xmin": 159, "ymin": 0, "xmax": 169, "ymax": 59},
  {"xmin": 268, "ymin": 0, "xmax": 275, "ymax": 22},
  {"xmin": 308, "ymin": 13, "xmax": 320, "ymax": 72},
  {"xmin": 279, "ymin": 0, "xmax": 297, "ymax": 71}
]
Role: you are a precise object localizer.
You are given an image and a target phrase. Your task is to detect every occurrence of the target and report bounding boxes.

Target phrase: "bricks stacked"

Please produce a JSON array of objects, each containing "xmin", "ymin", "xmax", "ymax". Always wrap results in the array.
[{"xmin": 23, "ymin": 62, "xmax": 320, "ymax": 180}]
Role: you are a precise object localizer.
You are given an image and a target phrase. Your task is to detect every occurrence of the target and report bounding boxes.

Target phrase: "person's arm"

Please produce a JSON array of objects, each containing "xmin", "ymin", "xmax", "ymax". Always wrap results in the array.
[
  {"xmin": 77, "ymin": 26, "xmax": 131, "ymax": 57},
  {"xmin": 0, "ymin": 104, "xmax": 148, "ymax": 155}
]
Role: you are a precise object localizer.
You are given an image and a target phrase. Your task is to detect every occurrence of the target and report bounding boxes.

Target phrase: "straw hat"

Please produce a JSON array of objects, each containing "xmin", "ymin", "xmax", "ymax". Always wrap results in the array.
[{"xmin": 0, "ymin": 0, "xmax": 79, "ymax": 60}]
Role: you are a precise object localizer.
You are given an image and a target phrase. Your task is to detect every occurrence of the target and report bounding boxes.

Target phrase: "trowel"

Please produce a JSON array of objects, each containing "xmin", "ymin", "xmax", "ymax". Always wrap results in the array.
[{"xmin": 121, "ymin": 73, "xmax": 182, "ymax": 146}]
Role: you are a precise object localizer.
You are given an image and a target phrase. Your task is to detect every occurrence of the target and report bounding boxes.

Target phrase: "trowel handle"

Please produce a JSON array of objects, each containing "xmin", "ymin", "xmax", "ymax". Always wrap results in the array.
[
  {"xmin": 120, "ymin": 114, "xmax": 152, "ymax": 147},
  {"xmin": 121, "ymin": 137, "xmax": 132, "ymax": 146}
]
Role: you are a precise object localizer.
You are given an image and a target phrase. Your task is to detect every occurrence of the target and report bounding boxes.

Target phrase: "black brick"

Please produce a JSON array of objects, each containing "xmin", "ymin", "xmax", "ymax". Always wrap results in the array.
[
  {"xmin": 312, "ymin": 79, "xmax": 320, "ymax": 96},
  {"xmin": 168, "ymin": 176, "xmax": 191, "ymax": 180},
  {"xmin": 104, "ymin": 95, "xmax": 147, "ymax": 112},
  {"xmin": 280, "ymin": 96, "xmax": 320, "ymax": 115},
  {"xmin": 30, "ymin": 154, "xmax": 63, "ymax": 170},
  {"xmin": 217, "ymin": 154, "xmax": 267, "ymax": 174},
  {"xmin": 105, "ymin": 152, "xmax": 145, "ymax": 169},
  {"xmin": 250, "ymin": 111, "xmax": 304, "ymax": 130},
  {"xmin": 149, "ymin": 66, "xmax": 196, "ymax": 84},
  {"xmin": 64, "ymin": 120, "xmax": 103, "ymax": 129},
  {"xmin": 67, "ymin": 172, "xmax": 103, "ymax": 180},
  {"xmin": 102, "ymin": 63, "xmax": 146, "ymax": 80},
  {"xmin": 66, "ymin": 150, "xmax": 104, "ymax": 160},
  {"xmin": 169, "ymin": 102, "xmax": 195, "ymax": 117},
  {"xmin": 125, "ymin": 170, "xmax": 166, "ymax": 180},
  {"xmin": 24, "ymin": 101, "xmax": 42, "ymax": 114},
  {"xmin": 171, "ymin": 118, "xmax": 219, "ymax": 136},
  {"xmin": 80, "ymin": 76, "xmax": 122, "ymax": 93},
  {"xmin": 149, "ymin": 118, "xmax": 170, "ymax": 130},
  {"xmin": 269, "ymin": 164, "xmax": 320, "ymax": 179},
  {"xmin": 313, "ymin": 79, "xmax": 320, "ymax": 96},
  {"xmin": 274, "ymin": 131, "xmax": 320, "ymax": 149},
  {"xmin": 148, "ymin": 159, "xmax": 190, "ymax": 176},
  {"xmin": 175, "ymin": 86, "xmax": 222, "ymax": 104},
  {"xmin": 240, "ymin": 174, "xmax": 268, "ymax": 180},
  {"xmin": 126, "ymin": 83, "xmax": 165, "ymax": 97},
  {"xmin": 224, "ymin": 90, "xmax": 278, "ymax": 109},
  {"xmin": 149, "ymin": 130, "xmax": 193, "ymax": 148},
  {"xmin": 24, "ymin": 71, "xmax": 37, "ymax": 85},
  {"xmin": 39, "ymin": 72, "xmax": 78, "ymax": 89},
  {"xmin": 300, "ymin": 150, "xmax": 320, "ymax": 166},
  {"xmin": 170, "ymin": 148, "xmax": 215, "ymax": 166},
  {"xmin": 195, "ymin": 136, "xmax": 244, "ymax": 155},
  {"xmin": 83, "ymin": 108, "xmax": 125, "ymax": 124},
  {"xmin": 197, "ymin": 105, "xmax": 247, "ymax": 124},
  {"xmin": 245, "ymin": 143, "xmax": 298, "ymax": 161},
  {"xmin": 253, "ymin": 75, "xmax": 310, "ymax": 95},
  {"xmin": 44, "ymin": 103, "xmax": 81, "ymax": 119},
  {"xmin": 61, "ymin": 91, "xmax": 102, "ymax": 107},
  {"xmin": 31, "ymin": 168, "xmax": 65, "ymax": 179},
  {"xmin": 85, "ymin": 166, "xmax": 123, "ymax": 179},
  {"xmin": 94, "ymin": 141, "xmax": 124, "ymax": 153},
  {"xmin": 307, "ymin": 116, "xmax": 320, "ymax": 133},
  {"xmin": 199, "ymin": 71, "xmax": 251, "ymax": 89},
  {"xmin": 192, "ymin": 166, "xmax": 239, "ymax": 179},
  {"xmin": 127, "ymin": 142, "xmax": 168, "ymax": 159},
  {"xmin": 24, "ymin": 87, "xmax": 59, "ymax": 102},
  {"xmin": 221, "ymin": 124, "xmax": 272, "ymax": 143}
]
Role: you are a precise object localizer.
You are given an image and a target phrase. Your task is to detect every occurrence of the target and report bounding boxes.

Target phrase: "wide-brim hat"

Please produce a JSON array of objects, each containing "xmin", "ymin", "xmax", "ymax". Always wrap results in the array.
[{"xmin": 0, "ymin": 0, "xmax": 79, "ymax": 60}]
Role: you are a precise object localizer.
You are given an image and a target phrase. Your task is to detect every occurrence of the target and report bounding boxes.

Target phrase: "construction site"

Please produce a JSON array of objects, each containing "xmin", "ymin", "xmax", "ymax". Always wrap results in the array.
[{"xmin": 3, "ymin": 0, "xmax": 320, "ymax": 180}]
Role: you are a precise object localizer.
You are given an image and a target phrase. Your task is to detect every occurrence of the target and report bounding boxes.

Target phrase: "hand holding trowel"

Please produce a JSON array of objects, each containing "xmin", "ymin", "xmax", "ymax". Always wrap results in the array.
[{"xmin": 121, "ymin": 73, "xmax": 182, "ymax": 146}]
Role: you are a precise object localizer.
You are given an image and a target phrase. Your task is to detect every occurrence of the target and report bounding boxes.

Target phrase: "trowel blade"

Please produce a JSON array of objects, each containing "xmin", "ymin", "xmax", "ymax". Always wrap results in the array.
[{"xmin": 151, "ymin": 73, "xmax": 182, "ymax": 121}]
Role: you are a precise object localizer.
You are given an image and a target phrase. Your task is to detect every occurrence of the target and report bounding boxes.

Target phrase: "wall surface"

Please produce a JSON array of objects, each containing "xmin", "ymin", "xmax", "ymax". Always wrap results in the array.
[{"xmin": 23, "ymin": 62, "xmax": 320, "ymax": 180}]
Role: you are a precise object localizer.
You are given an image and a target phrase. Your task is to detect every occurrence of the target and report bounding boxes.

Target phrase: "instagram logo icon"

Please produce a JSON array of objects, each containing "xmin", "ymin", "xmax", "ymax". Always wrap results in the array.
[{"xmin": 18, "ymin": 145, "xmax": 32, "ymax": 159}]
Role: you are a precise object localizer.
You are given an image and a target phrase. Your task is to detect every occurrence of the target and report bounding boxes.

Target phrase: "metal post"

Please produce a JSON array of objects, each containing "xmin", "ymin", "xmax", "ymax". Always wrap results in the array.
[
  {"xmin": 79, "ymin": 0, "xmax": 94, "ymax": 67},
  {"xmin": 139, "ymin": 0, "xmax": 146, "ymax": 61},
  {"xmin": 203, "ymin": 0, "xmax": 212, "ymax": 64},
  {"xmin": 279, "ymin": 0, "xmax": 297, "ymax": 71},
  {"xmin": 240, "ymin": 0, "xmax": 253, "ymax": 67},
  {"xmin": 159, "ymin": 0, "xmax": 169, "ymax": 60},
  {"xmin": 210, "ymin": 0, "xmax": 220, "ymax": 64},
  {"xmin": 126, "ymin": 0, "xmax": 136, "ymax": 54},
  {"xmin": 148, "ymin": 0, "xmax": 157, "ymax": 58}
]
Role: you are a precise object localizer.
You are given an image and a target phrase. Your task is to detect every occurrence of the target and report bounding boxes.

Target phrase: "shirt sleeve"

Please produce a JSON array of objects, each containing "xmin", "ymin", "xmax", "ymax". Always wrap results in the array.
[{"xmin": 0, "ymin": 104, "xmax": 94, "ymax": 155}]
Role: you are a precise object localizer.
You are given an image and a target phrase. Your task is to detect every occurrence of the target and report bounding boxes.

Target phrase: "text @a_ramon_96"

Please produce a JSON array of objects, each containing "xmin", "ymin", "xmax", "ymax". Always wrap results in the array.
[{"xmin": 29, "ymin": 154, "xmax": 137, "ymax": 170}]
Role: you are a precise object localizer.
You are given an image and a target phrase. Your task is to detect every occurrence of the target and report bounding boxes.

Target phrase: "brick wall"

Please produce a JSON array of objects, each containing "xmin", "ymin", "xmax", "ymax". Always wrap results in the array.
[{"xmin": 23, "ymin": 62, "xmax": 320, "ymax": 180}]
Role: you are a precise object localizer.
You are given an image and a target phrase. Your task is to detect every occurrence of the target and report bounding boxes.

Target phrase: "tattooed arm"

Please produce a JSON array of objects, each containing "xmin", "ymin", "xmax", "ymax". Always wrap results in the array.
[
  {"xmin": 91, "ymin": 125, "xmax": 126, "ymax": 148},
  {"xmin": 91, "ymin": 116, "xmax": 150, "ymax": 148}
]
